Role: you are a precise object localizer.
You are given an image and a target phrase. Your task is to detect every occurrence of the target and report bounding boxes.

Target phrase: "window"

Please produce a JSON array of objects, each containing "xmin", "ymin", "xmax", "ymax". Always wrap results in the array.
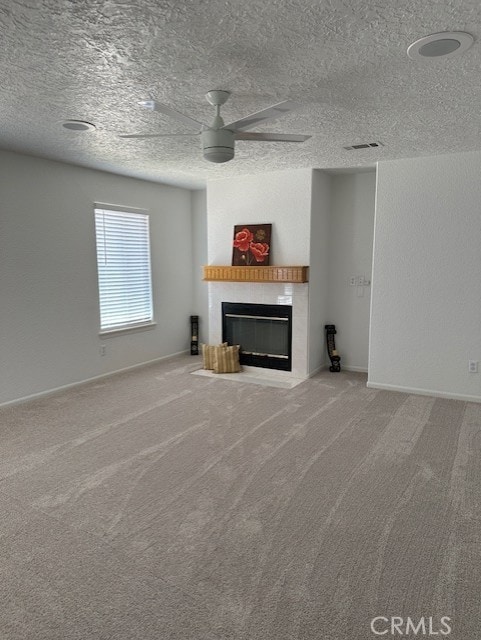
[{"xmin": 94, "ymin": 206, "xmax": 153, "ymax": 333}]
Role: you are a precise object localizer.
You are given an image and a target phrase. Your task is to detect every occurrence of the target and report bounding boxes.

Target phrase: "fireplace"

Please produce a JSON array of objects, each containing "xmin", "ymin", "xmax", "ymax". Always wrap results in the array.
[{"xmin": 222, "ymin": 302, "xmax": 292, "ymax": 371}]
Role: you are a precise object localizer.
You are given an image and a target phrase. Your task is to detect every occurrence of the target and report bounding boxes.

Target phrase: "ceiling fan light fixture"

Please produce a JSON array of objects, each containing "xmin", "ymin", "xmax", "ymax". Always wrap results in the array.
[
  {"xmin": 407, "ymin": 31, "xmax": 473, "ymax": 60},
  {"xmin": 201, "ymin": 128, "xmax": 235, "ymax": 163},
  {"xmin": 203, "ymin": 148, "xmax": 235, "ymax": 163}
]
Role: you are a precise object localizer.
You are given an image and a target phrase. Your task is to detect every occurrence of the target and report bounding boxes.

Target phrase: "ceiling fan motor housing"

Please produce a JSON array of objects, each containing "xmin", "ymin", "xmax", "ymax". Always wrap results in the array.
[{"xmin": 201, "ymin": 128, "xmax": 235, "ymax": 163}]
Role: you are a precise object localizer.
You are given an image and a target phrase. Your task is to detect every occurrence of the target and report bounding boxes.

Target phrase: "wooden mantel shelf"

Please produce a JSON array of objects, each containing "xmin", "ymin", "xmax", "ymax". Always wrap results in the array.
[{"xmin": 203, "ymin": 265, "xmax": 309, "ymax": 283}]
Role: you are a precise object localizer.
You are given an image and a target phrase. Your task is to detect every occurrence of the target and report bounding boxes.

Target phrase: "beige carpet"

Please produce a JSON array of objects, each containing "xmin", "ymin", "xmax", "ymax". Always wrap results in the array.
[{"xmin": 0, "ymin": 354, "xmax": 479, "ymax": 639}]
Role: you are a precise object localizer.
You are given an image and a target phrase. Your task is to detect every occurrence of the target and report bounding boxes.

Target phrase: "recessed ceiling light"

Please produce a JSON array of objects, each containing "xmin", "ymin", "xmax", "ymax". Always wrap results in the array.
[
  {"xmin": 62, "ymin": 120, "xmax": 96, "ymax": 131},
  {"xmin": 407, "ymin": 31, "xmax": 474, "ymax": 60}
]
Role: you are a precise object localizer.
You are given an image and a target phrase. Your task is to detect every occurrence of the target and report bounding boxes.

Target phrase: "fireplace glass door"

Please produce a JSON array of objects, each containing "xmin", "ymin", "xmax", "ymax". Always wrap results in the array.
[{"xmin": 222, "ymin": 302, "xmax": 292, "ymax": 371}]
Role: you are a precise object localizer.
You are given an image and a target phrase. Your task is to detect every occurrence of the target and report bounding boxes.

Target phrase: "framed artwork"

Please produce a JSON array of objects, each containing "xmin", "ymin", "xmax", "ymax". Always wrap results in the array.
[{"xmin": 232, "ymin": 224, "xmax": 272, "ymax": 266}]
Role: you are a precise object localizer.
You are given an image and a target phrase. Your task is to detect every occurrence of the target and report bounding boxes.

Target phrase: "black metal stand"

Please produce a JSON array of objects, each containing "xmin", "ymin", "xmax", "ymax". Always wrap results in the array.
[
  {"xmin": 190, "ymin": 315, "xmax": 199, "ymax": 355},
  {"xmin": 325, "ymin": 324, "xmax": 341, "ymax": 372}
]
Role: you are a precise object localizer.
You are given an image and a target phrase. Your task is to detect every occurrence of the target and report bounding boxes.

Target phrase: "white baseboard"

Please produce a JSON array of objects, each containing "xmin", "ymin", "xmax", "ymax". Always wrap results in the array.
[
  {"xmin": 0, "ymin": 350, "xmax": 190, "ymax": 408},
  {"xmin": 306, "ymin": 364, "xmax": 367, "ymax": 376},
  {"xmin": 367, "ymin": 381, "xmax": 481, "ymax": 404}
]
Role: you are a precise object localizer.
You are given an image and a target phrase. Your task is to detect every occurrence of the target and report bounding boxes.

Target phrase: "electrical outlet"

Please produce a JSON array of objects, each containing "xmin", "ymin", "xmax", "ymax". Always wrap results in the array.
[
  {"xmin": 99, "ymin": 344, "xmax": 107, "ymax": 357},
  {"xmin": 349, "ymin": 276, "xmax": 356, "ymax": 286},
  {"xmin": 468, "ymin": 360, "xmax": 478, "ymax": 373}
]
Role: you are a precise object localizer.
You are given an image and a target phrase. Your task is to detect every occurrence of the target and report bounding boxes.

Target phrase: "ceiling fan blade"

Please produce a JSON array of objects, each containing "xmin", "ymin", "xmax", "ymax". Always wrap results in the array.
[
  {"xmin": 235, "ymin": 132, "xmax": 311, "ymax": 142},
  {"xmin": 119, "ymin": 133, "xmax": 199, "ymax": 139},
  {"xmin": 225, "ymin": 100, "xmax": 302, "ymax": 132},
  {"xmin": 139, "ymin": 99, "xmax": 204, "ymax": 129}
]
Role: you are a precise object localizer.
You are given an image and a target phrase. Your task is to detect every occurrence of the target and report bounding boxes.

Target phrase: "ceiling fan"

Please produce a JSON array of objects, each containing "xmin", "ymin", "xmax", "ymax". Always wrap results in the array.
[{"xmin": 119, "ymin": 90, "xmax": 311, "ymax": 163}]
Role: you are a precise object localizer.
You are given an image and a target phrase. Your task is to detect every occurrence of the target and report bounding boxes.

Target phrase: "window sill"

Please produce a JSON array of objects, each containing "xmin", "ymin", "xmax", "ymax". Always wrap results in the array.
[{"xmin": 99, "ymin": 322, "xmax": 157, "ymax": 338}]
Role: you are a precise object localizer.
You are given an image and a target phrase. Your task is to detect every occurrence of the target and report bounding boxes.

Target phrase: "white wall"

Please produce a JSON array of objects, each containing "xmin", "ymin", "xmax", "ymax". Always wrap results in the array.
[
  {"xmin": 207, "ymin": 168, "xmax": 313, "ymax": 264},
  {"xmin": 327, "ymin": 172, "xmax": 376, "ymax": 371},
  {"xmin": 191, "ymin": 189, "xmax": 209, "ymax": 344},
  {"xmin": 369, "ymin": 151, "xmax": 481, "ymax": 402},
  {"xmin": 0, "ymin": 150, "xmax": 194, "ymax": 405},
  {"xmin": 309, "ymin": 170, "xmax": 331, "ymax": 372}
]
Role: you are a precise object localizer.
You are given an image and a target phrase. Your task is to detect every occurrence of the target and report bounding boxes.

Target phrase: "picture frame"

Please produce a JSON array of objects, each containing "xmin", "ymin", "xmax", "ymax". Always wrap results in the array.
[{"xmin": 232, "ymin": 224, "xmax": 272, "ymax": 266}]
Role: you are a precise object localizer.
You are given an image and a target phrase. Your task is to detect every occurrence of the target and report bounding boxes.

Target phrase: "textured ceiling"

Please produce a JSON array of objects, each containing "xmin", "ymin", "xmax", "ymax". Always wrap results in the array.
[{"xmin": 1, "ymin": 0, "xmax": 481, "ymax": 188}]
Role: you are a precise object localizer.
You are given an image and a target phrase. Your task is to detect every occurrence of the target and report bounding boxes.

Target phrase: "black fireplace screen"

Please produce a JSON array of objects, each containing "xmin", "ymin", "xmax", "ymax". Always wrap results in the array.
[{"xmin": 222, "ymin": 302, "xmax": 292, "ymax": 371}]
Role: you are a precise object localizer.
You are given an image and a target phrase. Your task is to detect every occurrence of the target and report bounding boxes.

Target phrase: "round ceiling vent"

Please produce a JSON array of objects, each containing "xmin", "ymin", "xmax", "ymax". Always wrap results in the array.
[
  {"xmin": 407, "ymin": 31, "xmax": 474, "ymax": 60},
  {"xmin": 62, "ymin": 120, "xmax": 96, "ymax": 131}
]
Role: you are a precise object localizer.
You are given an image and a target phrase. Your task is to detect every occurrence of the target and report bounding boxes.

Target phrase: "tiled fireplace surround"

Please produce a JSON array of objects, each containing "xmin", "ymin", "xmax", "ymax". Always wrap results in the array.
[{"xmin": 208, "ymin": 281, "xmax": 309, "ymax": 378}]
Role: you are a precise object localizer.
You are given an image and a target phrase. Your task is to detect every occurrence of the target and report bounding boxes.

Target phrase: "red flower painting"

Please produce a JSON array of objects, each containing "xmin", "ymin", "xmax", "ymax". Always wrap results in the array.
[{"xmin": 232, "ymin": 224, "xmax": 272, "ymax": 266}]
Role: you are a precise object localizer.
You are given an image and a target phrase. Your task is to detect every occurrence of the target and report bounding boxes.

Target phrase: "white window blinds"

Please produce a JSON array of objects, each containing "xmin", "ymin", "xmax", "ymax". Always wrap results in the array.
[{"xmin": 94, "ymin": 207, "xmax": 153, "ymax": 332}]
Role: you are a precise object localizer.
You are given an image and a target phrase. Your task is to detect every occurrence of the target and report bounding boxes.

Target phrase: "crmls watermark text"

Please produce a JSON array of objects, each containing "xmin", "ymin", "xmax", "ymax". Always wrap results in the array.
[{"xmin": 370, "ymin": 616, "xmax": 452, "ymax": 636}]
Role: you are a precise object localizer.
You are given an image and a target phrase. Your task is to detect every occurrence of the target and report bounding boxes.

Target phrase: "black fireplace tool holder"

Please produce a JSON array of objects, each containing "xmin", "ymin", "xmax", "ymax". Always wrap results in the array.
[{"xmin": 325, "ymin": 324, "xmax": 341, "ymax": 372}]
